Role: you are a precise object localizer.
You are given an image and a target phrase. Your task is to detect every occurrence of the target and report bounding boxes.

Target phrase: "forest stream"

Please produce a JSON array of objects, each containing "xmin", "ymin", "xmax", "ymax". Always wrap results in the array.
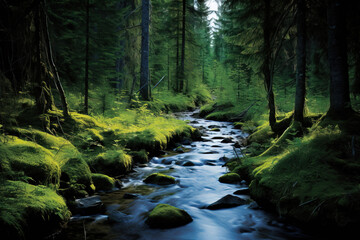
[{"xmin": 55, "ymin": 110, "xmax": 311, "ymax": 240}]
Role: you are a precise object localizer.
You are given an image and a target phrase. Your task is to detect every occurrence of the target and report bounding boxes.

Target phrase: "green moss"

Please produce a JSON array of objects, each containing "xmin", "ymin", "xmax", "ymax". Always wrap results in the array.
[
  {"xmin": 90, "ymin": 150, "xmax": 132, "ymax": 176},
  {"xmin": 0, "ymin": 136, "xmax": 60, "ymax": 186},
  {"xmin": 248, "ymin": 122, "xmax": 274, "ymax": 144},
  {"xmin": 130, "ymin": 149, "xmax": 149, "ymax": 164},
  {"xmin": 0, "ymin": 180, "xmax": 71, "ymax": 239},
  {"xmin": 210, "ymin": 128, "xmax": 221, "ymax": 132},
  {"xmin": 91, "ymin": 173, "xmax": 115, "ymax": 191},
  {"xmin": 61, "ymin": 157, "xmax": 93, "ymax": 193},
  {"xmin": 143, "ymin": 173, "xmax": 176, "ymax": 185},
  {"xmin": 219, "ymin": 173, "xmax": 241, "ymax": 183},
  {"xmin": 146, "ymin": 204, "xmax": 192, "ymax": 228}
]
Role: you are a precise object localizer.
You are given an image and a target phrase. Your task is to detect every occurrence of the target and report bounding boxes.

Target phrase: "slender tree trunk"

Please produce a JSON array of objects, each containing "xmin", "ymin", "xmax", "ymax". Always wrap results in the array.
[
  {"xmin": 263, "ymin": 0, "xmax": 276, "ymax": 130},
  {"xmin": 175, "ymin": 8, "xmax": 180, "ymax": 92},
  {"xmin": 43, "ymin": 1, "xmax": 69, "ymax": 117},
  {"xmin": 84, "ymin": 0, "xmax": 90, "ymax": 114},
  {"xmin": 179, "ymin": 0, "xmax": 186, "ymax": 92},
  {"xmin": 140, "ymin": 0, "xmax": 150, "ymax": 100},
  {"xmin": 294, "ymin": 0, "xmax": 306, "ymax": 122},
  {"xmin": 327, "ymin": 0, "xmax": 352, "ymax": 117},
  {"xmin": 167, "ymin": 45, "xmax": 170, "ymax": 91}
]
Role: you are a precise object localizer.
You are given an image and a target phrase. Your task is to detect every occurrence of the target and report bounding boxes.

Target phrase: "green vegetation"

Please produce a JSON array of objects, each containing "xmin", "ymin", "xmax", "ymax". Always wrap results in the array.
[
  {"xmin": 0, "ymin": 180, "xmax": 70, "ymax": 240},
  {"xmin": 143, "ymin": 173, "xmax": 176, "ymax": 185},
  {"xmin": 91, "ymin": 173, "xmax": 116, "ymax": 192},
  {"xmin": 146, "ymin": 204, "xmax": 193, "ymax": 228},
  {"xmin": 219, "ymin": 173, "xmax": 241, "ymax": 184}
]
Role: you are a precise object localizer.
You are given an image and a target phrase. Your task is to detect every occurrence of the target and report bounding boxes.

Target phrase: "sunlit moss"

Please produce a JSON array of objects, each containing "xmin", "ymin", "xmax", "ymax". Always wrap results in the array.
[
  {"xmin": 143, "ymin": 173, "xmax": 176, "ymax": 185},
  {"xmin": 91, "ymin": 173, "xmax": 115, "ymax": 191},
  {"xmin": 146, "ymin": 204, "xmax": 192, "ymax": 228},
  {"xmin": 90, "ymin": 150, "xmax": 132, "ymax": 176},
  {"xmin": 0, "ymin": 180, "xmax": 70, "ymax": 239},
  {"xmin": 0, "ymin": 136, "xmax": 60, "ymax": 186}
]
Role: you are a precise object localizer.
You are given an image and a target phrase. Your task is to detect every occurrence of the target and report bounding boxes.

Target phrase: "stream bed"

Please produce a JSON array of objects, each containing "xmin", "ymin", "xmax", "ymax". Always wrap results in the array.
[{"xmin": 55, "ymin": 111, "xmax": 313, "ymax": 240}]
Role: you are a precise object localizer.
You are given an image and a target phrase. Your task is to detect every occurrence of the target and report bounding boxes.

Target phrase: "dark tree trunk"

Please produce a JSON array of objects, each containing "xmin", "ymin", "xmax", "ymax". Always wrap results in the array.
[
  {"xmin": 327, "ymin": 0, "xmax": 352, "ymax": 117},
  {"xmin": 84, "ymin": 0, "xmax": 90, "ymax": 114},
  {"xmin": 140, "ymin": 0, "xmax": 150, "ymax": 100},
  {"xmin": 179, "ymin": 0, "xmax": 186, "ymax": 92},
  {"xmin": 263, "ymin": 0, "xmax": 276, "ymax": 130},
  {"xmin": 294, "ymin": 0, "xmax": 306, "ymax": 122},
  {"xmin": 175, "ymin": 8, "xmax": 180, "ymax": 92}
]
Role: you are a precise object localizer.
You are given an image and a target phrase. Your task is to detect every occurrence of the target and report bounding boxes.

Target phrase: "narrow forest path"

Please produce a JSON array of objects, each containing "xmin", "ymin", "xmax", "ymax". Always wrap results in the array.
[{"xmin": 56, "ymin": 110, "xmax": 311, "ymax": 240}]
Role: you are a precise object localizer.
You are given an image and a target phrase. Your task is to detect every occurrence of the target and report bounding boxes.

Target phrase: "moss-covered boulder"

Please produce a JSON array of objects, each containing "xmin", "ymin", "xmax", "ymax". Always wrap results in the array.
[
  {"xmin": 130, "ymin": 149, "xmax": 148, "ymax": 164},
  {"xmin": 91, "ymin": 173, "xmax": 115, "ymax": 191},
  {"xmin": 219, "ymin": 173, "xmax": 241, "ymax": 184},
  {"xmin": 0, "ymin": 180, "xmax": 71, "ymax": 239},
  {"xmin": 61, "ymin": 157, "xmax": 94, "ymax": 194},
  {"xmin": 143, "ymin": 173, "xmax": 176, "ymax": 185},
  {"xmin": 0, "ymin": 137, "xmax": 60, "ymax": 186},
  {"xmin": 146, "ymin": 204, "xmax": 192, "ymax": 228},
  {"xmin": 90, "ymin": 150, "xmax": 132, "ymax": 176}
]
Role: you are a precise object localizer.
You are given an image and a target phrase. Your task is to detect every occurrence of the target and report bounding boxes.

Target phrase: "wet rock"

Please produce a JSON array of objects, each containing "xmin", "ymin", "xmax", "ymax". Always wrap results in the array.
[
  {"xmin": 210, "ymin": 128, "xmax": 221, "ymax": 132},
  {"xmin": 146, "ymin": 204, "xmax": 193, "ymax": 228},
  {"xmin": 91, "ymin": 173, "xmax": 116, "ymax": 192},
  {"xmin": 233, "ymin": 141, "xmax": 241, "ymax": 148},
  {"xmin": 108, "ymin": 210, "xmax": 131, "ymax": 223},
  {"xmin": 123, "ymin": 193, "xmax": 139, "ymax": 199},
  {"xmin": 204, "ymin": 160, "xmax": 217, "ymax": 166},
  {"xmin": 138, "ymin": 164, "xmax": 148, "ymax": 168},
  {"xmin": 190, "ymin": 120, "xmax": 199, "ymax": 124},
  {"xmin": 74, "ymin": 196, "xmax": 106, "ymax": 215},
  {"xmin": 174, "ymin": 147, "xmax": 185, "ymax": 153},
  {"xmin": 206, "ymin": 194, "xmax": 248, "ymax": 210},
  {"xmin": 201, "ymin": 151, "xmax": 219, "ymax": 154},
  {"xmin": 233, "ymin": 188, "xmax": 250, "ymax": 195},
  {"xmin": 211, "ymin": 145, "xmax": 222, "ymax": 148},
  {"xmin": 239, "ymin": 227, "xmax": 256, "ymax": 233},
  {"xmin": 221, "ymin": 138, "xmax": 234, "ymax": 143},
  {"xmin": 212, "ymin": 136, "xmax": 225, "ymax": 139},
  {"xmin": 182, "ymin": 161, "xmax": 195, "ymax": 166},
  {"xmin": 162, "ymin": 158, "xmax": 176, "ymax": 165},
  {"xmin": 219, "ymin": 156, "xmax": 230, "ymax": 162},
  {"xmin": 219, "ymin": 173, "xmax": 241, "ymax": 183},
  {"xmin": 208, "ymin": 125, "xmax": 220, "ymax": 129},
  {"xmin": 248, "ymin": 201, "xmax": 261, "ymax": 210},
  {"xmin": 143, "ymin": 173, "xmax": 176, "ymax": 185}
]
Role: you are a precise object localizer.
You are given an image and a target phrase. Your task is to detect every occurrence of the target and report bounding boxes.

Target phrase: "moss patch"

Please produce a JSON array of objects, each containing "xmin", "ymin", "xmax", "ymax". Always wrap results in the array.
[
  {"xmin": 0, "ymin": 180, "xmax": 70, "ymax": 239},
  {"xmin": 90, "ymin": 150, "xmax": 132, "ymax": 176},
  {"xmin": 91, "ymin": 173, "xmax": 115, "ymax": 192},
  {"xmin": 130, "ymin": 149, "xmax": 149, "ymax": 164},
  {"xmin": 146, "ymin": 204, "xmax": 192, "ymax": 228},
  {"xmin": 143, "ymin": 173, "xmax": 176, "ymax": 185},
  {"xmin": 219, "ymin": 173, "xmax": 241, "ymax": 183},
  {"xmin": 0, "ymin": 136, "xmax": 60, "ymax": 186},
  {"xmin": 61, "ymin": 157, "xmax": 93, "ymax": 194}
]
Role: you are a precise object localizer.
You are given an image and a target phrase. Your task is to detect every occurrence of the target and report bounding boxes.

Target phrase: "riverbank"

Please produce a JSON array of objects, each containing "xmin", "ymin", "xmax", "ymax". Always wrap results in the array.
[
  {"xmin": 200, "ymin": 101, "xmax": 360, "ymax": 236},
  {"xmin": 0, "ymin": 93, "xmax": 209, "ymax": 240}
]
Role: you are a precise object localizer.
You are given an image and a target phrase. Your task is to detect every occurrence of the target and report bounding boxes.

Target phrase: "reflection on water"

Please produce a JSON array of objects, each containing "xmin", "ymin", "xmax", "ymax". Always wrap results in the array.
[{"xmin": 56, "ymin": 110, "xmax": 312, "ymax": 240}]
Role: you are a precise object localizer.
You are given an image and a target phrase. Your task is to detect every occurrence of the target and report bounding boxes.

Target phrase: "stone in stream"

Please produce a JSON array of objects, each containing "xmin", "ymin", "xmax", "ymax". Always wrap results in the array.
[
  {"xmin": 212, "ymin": 136, "xmax": 225, "ymax": 139},
  {"xmin": 123, "ymin": 193, "xmax": 139, "ymax": 199},
  {"xmin": 208, "ymin": 125, "xmax": 220, "ymax": 129},
  {"xmin": 201, "ymin": 151, "xmax": 219, "ymax": 154},
  {"xmin": 146, "ymin": 204, "xmax": 193, "ymax": 228},
  {"xmin": 221, "ymin": 138, "xmax": 234, "ymax": 143},
  {"xmin": 206, "ymin": 194, "xmax": 248, "ymax": 210},
  {"xmin": 219, "ymin": 173, "xmax": 241, "ymax": 183},
  {"xmin": 161, "ymin": 158, "xmax": 176, "ymax": 165},
  {"xmin": 233, "ymin": 188, "xmax": 250, "ymax": 195},
  {"xmin": 181, "ymin": 139, "xmax": 192, "ymax": 145},
  {"xmin": 182, "ymin": 161, "xmax": 196, "ymax": 166},
  {"xmin": 211, "ymin": 145, "xmax": 222, "ymax": 148},
  {"xmin": 143, "ymin": 173, "xmax": 176, "ymax": 185},
  {"xmin": 210, "ymin": 128, "xmax": 221, "ymax": 132},
  {"xmin": 74, "ymin": 195, "xmax": 106, "ymax": 215},
  {"xmin": 219, "ymin": 156, "xmax": 230, "ymax": 162}
]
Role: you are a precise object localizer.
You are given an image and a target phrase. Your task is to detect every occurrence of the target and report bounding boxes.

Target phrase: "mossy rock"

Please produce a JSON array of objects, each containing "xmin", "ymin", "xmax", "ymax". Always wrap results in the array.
[
  {"xmin": 0, "ymin": 180, "xmax": 71, "ymax": 239},
  {"xmin": 130, "ymin": 149, "xmax": 149, "ymax": 164},
  {"xmin": 143, "ymin": 173, "xmax": 175, "ymax": 185},
  {"xmin": 146, "ymin": 204, "xmax": 192, "ymax": 228},
  {"xmin": 91, "ymin": 173, "xmax": 115, "ymax": 192},
  {"xmin": 219, "ymin": 173, "xmax": 241, "ymax": 184},
  {"xmin": 0, "ymin": 137, "xmax": 60, "ymax": 186},
  {"xmin": 210, "ymin": 128, "xmax": 221, "ymax": 132},
  {"xmin": 61, "ymin": 157, "xmax": 93, "ymax": 191},
  {"xmin": 90, "ymin": 150, "xmax": 132, "ymax": 176}
]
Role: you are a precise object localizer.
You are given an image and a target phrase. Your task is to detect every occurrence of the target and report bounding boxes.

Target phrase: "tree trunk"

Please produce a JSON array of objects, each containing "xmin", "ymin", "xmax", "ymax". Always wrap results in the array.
[
  {"xmin": 140, "ymin": 0, "xmax": 150, "ymax": 100},
  {"xmin": 327, "ymin": 0, "xmax": 352, "ymax": 117},
  {"xmin": 175, "ymin": 8, "xmax": 180, "ymax": 92},
  {"xmin": 179, "ymin": 0, "xmax": 186, "ymax": 92},
  {"xmin": 294, "ymin": 0, "xmax": 306, "ymax": 122},
  {"xmin": 263, "ymin": 0, "xmax": 276, "ymax": 130},
  {"xmin": 84, "ymin": 0, "xmax": 90, "ymax": 114},
  {"xmin": 43, "ymin": 1, "xmax": 69, "ymax": 117}
]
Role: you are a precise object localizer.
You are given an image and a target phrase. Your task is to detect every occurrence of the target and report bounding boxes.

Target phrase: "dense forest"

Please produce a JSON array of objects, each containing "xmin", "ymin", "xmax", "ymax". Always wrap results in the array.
[{"xmin": 1, "ymin": 0, "xmax": 360, "ymax": 239}]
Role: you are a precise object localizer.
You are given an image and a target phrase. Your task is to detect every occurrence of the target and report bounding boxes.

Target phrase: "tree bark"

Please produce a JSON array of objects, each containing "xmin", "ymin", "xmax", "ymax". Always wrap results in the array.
[
  {"xmin": 294, "ymin": 0, "xmax": 306, "ymax": 122},
  {"xmin": 179, "ymin": 0, "xmax": 186, "ymax": 92},
  {"xmin": 263, "ymin": 0, "xmax": 276, "ymax": 130},
  {"xmin": 327, "ymin": 0, "xmax": 352, "ymax": 117},
  {"xmin": 140, "ymin": 0, "xmax": 150, "ymax": 100},
  {"xmin": 84, "ymin": 0, "xmax": 90, "ymax": 114}
]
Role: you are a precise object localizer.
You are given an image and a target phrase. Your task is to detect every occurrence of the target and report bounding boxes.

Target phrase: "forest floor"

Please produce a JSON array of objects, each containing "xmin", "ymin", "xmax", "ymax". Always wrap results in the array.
[
  {"xmin": 200, "ymin": 101, "xmax": 360, "ymax": 237},
  {"xmin": 0, "ymin": 92, "xmax": 209, "ymax": 239}
]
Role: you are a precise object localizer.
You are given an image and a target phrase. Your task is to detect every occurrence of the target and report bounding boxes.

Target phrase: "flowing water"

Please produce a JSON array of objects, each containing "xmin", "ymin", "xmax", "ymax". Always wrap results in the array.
[{"xmin": 56, "ymin": 111, "xmax": 312, "ymax": 240}]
